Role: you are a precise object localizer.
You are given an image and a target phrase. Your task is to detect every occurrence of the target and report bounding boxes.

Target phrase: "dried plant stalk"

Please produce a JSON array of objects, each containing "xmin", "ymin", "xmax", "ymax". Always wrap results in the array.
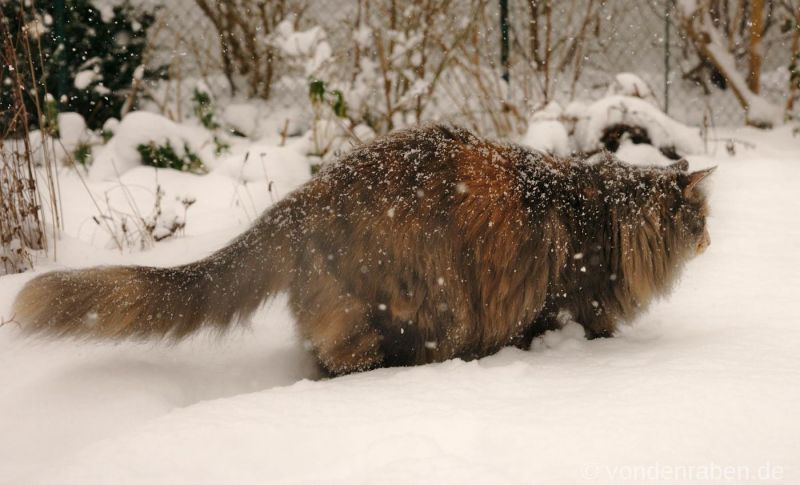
[{"xmin": 0, "ymin": 5, "xmax": 61, "ymax": 274}]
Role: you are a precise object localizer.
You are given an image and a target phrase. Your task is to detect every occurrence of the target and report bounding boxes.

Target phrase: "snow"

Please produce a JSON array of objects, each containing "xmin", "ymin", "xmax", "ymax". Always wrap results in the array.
[
  {"xmin": 1, "ymin": 125, "xmax": 800, "ymax": 483},
  {"xmin": 102, "ymin": 117, "xmax": 120, "ymax": 135},
  {"xmin": 606, "ymin": 73, "xmax": 658, "ymax": 106},
  {"xmin": 745, "ymin": 95, "xmax": 784, "ymax": 128},
  {"xmin": 520, "ymin": 102, "xmax": 571, "ymax": 156},
  {"xmin": 303, "ymin": 118, "xmax": 371, "ymax": 159},
  {"xmin": 675, "ymin": 0, "xmax": 698, "ymax": 17},
  {"xmin": 97, "ymin": 4, "xmax": 114, "ymax": 23},
  {"xmin": 615, "ymin": 140, "xmax": 675, "ymax": 167},
  {"xmin": 221, "ymin": 104, "xmax": 260, "ymax": 138},
  {"xmin": 57, "ymin": 112, "xmax": 92, "ymax": 153},
  {"xmin": 691, "ymin": 11, "xmax": 783, "ymax": 127},
  {"xmin": 132, "ymin": 64, "xmax": 145, "ymax": 81},
  {"xmin": 273, "ymin": 21, "xmax": 332, "ymax": 76},
  {"xmin": 73, "ymin": 70, "xmax": 98, "ymax": 90},
  {"xmin": 213, "ymin": 141, "xmax": 311, "ymax": 188}
]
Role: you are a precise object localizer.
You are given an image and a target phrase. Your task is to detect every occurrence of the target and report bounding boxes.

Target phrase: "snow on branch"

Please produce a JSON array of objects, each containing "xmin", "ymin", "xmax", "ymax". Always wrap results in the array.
[{"xmin": 677, "ymin": 1, "xmax": 782, "ymax": 128}]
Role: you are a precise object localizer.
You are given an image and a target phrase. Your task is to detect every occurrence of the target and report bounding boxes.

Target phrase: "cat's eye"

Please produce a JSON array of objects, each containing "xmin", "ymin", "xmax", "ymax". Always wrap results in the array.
[{"xmin": 689, "ymin": 218, "xmax": 705, "ymax": 235}]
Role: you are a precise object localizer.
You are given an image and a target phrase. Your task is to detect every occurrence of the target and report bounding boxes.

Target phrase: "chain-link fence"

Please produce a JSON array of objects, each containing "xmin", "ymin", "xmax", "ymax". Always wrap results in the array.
[
  {"xmin": 139, "ymin": 0, "xmax": 793, "ymax": 127},
  {"xmin": 147, "ymin": 0, "xmax": 227, "ymax": 93},
  {"xmin": 505, "ymin": 0, "xmax": 792, "ymax": 126}
]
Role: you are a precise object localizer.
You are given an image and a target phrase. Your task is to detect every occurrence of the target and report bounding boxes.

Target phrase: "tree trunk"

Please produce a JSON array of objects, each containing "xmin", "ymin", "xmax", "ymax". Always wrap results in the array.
[
  {"xmin": 785, "ymin": 11, "xmax": 800, "ymax": 118},
  {"xmin": 747, "ymin": 0, "xmax": 764, "ymax": 93},
  {"xmin": 528, "ymin": 0, "xmax": 542, "ymax": 70},
  {"xmin": 678, "ymin": 2, "xmax": 781, "ymax": 127}
]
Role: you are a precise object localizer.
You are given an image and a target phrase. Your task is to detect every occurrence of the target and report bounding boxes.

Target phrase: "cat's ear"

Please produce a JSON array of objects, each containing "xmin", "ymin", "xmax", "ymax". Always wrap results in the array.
[
  {"xmin": 669, "ymin": 159, "xmax": 689, "ymax": 171},
  {"xmin": 684, "ymin": 166, "xmax": 716, "ymax": 197}
]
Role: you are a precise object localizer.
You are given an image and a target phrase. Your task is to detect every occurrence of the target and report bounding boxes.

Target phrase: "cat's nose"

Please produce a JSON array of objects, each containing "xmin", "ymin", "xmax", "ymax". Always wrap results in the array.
[{"xmin": 697, "ymin": 228, "xmax": 710, "ymax": 254}]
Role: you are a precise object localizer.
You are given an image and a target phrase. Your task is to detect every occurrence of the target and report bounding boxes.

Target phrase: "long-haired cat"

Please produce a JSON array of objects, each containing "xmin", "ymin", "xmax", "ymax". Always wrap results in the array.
[{"xmin": 13, "ymin": 125, "xmax": 714, "ymax": 375}]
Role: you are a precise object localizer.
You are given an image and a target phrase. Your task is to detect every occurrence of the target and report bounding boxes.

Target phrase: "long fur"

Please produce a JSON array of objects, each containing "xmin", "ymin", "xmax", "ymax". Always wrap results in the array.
[
  {"xmin": 13, "ymin": 125, "xmax": 712, "ymax": 374},
  {"xmin": 13, "ymin": 204, "xmax": 296, "ymax": 340}
]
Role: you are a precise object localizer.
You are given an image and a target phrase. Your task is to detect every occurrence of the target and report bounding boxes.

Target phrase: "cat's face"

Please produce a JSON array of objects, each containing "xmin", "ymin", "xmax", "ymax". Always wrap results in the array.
[
  {"xmin": 667, "ymin": 162, "xmax": 715, "ymax": 256},
  {"xmin": 678, "ymin": 191, "xmax": 711, "ymax": 254}
]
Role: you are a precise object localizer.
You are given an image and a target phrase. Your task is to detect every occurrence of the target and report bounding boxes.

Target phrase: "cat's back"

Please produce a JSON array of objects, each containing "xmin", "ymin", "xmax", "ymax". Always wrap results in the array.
[
  {"xmin": 307, "ymin": 124, "xmax": 564, "ymax": 213},
  {"xmin": 316, "ymin": 124, "xmax": 484, "ymax": 193}
]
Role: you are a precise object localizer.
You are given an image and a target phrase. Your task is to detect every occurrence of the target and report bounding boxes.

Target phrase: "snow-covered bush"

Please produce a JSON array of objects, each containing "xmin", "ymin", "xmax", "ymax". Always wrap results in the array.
[
  {"xmin": 221, "ymin": 104, "xmax": 261, "ymax": 138},
  {"xmin": 306, "ymin": 79, "xmax": 350, "ymax": 158},
  {"xmin": 0, "ymin": 48, "xmax": 48, "ymax": 273},
  {"xmin": 136, "ymin": 142, "xmax": 206, "ymax": 174},
  {"xmin": 1, "ymin": 111, "xmax": 103, "ymax": 168},
  {"xmin": 288, "ymin": 0, "xmax": 487, "ymax": 136},
  {"xmin": 0, "ymin": 0, "xmax": 160, "ymax": 130},
  {"xmin": 0, "ymin": 164, "xmax": 44, "ymax": 274},
  {"xmin": 520, "ymin": 73, "xmax": 703, "ymax": 162},
  {"xmin": 192, "ymin": 0, "xmax": 305, "ymax": 99},
  {"xmin": 93, "ymin": 185, "xmax": 196, "ymax": 251},
  {"xmin": 273, "ymin": 20, "xmax": 333, "ymax": 79},
  {"xmin": 190, "ymin": 84, "xmax": 231, "ymax": 156},
  {"xmin": 574, "ymin": 94, "xmax": 703, "ymax": 158},
  {"xmin": 90, "ymin": 111, "xmax": 216, "ymax": 180},
  {"xmin": 361, "ymin": 1, "xmax": 480, "ymax": 132}
]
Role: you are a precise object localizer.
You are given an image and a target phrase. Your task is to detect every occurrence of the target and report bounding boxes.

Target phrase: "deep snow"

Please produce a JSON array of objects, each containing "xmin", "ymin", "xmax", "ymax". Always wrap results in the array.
[{"xmin": 1, "ymin": 126, "xmax": 799, "ymax": 484}]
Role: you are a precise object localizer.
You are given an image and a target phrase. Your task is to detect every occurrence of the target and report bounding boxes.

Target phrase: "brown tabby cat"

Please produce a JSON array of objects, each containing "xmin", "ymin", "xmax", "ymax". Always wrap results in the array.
[{"xmin": 13, "ymin": 125, "xmax": 714, "ymax": 375}]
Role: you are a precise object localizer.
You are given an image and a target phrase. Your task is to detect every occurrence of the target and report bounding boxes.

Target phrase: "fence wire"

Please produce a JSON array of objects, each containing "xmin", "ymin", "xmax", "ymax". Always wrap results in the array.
[{"xmin": 141, "ymin": 0, "xmax": 792, "ymax": 127}]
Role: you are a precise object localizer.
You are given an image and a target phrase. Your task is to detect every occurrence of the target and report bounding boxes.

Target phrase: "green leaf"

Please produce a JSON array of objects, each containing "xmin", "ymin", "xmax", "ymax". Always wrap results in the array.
[
  {"xmin": 137, "ymin": 141, "xmax": 207, "ymax": 174},
  {"xmin": 309, "ymin": 79, "xmax": 326, "ymax": 103},
  {"xmin": 331, "ymin": 89, "xmax": 347, "ymax": 118}
]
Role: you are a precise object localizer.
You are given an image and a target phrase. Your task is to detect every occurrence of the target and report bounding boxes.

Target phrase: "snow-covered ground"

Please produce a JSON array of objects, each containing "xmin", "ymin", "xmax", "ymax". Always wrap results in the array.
[{"xmin": 1, "ymin": 125, "xmax": 799, "ymax": 484}]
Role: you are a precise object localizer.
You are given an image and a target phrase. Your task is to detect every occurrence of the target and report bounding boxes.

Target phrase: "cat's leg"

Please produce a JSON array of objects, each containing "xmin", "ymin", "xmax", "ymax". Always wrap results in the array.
[
  {"xmin": 299, "ymin": 298, "xmax": 384, "ymax": 375},
  {"xmin": 290, "ymin": 273, "xmax": 385, "ymax": 376},
  {"xmin": 512, "ymin": 307, "xmax": 562, "ymax": 350},
  {"xmin": 572, "ymin": 301, "xmax": 617, "ymax": 339},
  {"xmin": 583, "ymin": 319, "xmax": 615, "ymax": 338}
]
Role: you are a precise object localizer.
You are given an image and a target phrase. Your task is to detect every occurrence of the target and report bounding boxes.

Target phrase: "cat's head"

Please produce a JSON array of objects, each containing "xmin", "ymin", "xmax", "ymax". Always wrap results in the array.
[
  {"xmin": 664, "ymin": 159, "xmax": 715, "ymax": 257},
  {"xmin": 590, "ymin": 156, "xmax": 715, "ymax": 316}
]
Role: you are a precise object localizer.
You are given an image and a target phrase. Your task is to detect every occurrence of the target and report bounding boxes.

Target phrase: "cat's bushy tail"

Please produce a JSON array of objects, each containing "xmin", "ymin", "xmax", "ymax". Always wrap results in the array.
[{"xmin": 12, "ymin": 208, "xmax": 295, "ymax": 341}]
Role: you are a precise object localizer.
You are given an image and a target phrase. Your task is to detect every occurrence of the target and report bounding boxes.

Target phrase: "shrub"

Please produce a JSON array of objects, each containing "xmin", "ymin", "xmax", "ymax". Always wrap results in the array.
[
  {"xmin": 0, "ymin": 0, "xmax": 161, "ymax": 131},
  {"xmin": 136, "ymin": 142, "xmax": 206, "ymax": 174},
  {"xmin": 191, "ymin": 87, "xmax": 230, "ymax": 155}
]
